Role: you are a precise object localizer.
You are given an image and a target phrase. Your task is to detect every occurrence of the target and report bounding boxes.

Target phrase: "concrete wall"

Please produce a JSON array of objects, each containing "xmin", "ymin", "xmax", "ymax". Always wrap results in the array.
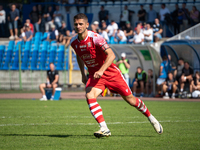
[{"xmin": 0, "ymin": 70, "xmax": 82, "ymax": 90}]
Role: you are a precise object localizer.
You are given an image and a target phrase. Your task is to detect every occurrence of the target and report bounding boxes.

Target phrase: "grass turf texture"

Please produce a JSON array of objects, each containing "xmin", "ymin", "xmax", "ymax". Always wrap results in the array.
[{"xmin": 0, "ymin": 99, "xmax": 200, "ymax": 150}]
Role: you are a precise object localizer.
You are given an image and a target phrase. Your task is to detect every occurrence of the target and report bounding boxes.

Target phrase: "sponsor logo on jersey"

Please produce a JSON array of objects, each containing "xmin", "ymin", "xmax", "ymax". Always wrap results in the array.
[
  {"xmin": 81, "ymin": 54, "xmax": 92, "ymax": 60},
  {"xmin": 75, "ymin": 45, "xmax": 77, "ymax": 49},
  {"xmin": 81, "ymin": 49, "xmax": 86, "ymax": 51},
  {"xmin": 88, "ymin": 63, "xmax": 99, "ymax": 67},
  {"xmin": 87, "ymin": 42, "xmax": 92, "ymax": 47},
  {"xmin": 85, "ymin": 59, "xmax": 95, "ymax": 64},
  {"xmin": 80, "ymin": 45, "xmax": 87, "ymax": 48}
]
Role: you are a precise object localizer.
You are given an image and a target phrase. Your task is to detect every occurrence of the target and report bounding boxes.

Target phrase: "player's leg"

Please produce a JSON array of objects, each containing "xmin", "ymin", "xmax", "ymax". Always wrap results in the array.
[
  {"xmin": 86, "ymin": 86, "xmax": 111, "ymax": 138},
  {"xmin": 51, "ymin": 83, "xmax": 58, "ymax": 100},
  {"xmin": 39, "ymin": 83, "xmax": 47, "ymax": 101},
  {"xmin": 108, "ymin": 70, "xmax": 163, "ymax": 134},
  {"xmin": 121, "ymin": 94, "xmax": 163, "ymax": 134}
]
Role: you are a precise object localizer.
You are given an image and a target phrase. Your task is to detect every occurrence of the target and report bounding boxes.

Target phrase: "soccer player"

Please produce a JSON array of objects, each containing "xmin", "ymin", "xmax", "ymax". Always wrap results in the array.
[{"xmin": 70, "ymin": 13, "xmax": 163, "ymax": 138}]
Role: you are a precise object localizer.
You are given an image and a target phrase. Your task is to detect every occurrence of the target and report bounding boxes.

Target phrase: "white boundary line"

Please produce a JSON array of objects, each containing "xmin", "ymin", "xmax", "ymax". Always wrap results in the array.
[{"xmin": 0, "ymin": 120, "xmax": 199, "ymax": 127}]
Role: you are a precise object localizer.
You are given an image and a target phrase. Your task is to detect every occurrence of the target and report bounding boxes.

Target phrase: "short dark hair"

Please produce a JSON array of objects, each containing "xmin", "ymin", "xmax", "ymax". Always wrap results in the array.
[
  {"xmin": 162, "ymin": 3, "xmax": 165, "ymax": 7},
  {"xmin": 50, "ymin": 62, "xmax": 54, "ymax": 65},
  {"xmin": 195, "ymin": 71, "xmax": 199, "ymax": 74},
  {"xmin": 179, "ymin": 57, "xmax": 184, "ymax": 61},
  {"xmin": 137, "ymin": 66, "xmax": 142, "ymax": 70},
  {"xmin": 148, "ymin": 69, "xmax": 153, "ymax": 72},
  {"xmin": 184, "ymin": 61, "xmax": 189, "ymax": 65},
  {"xmin": 74, "ymin": 13, "xmax": 88, "ymax": 22},
  {"xmin": 162, "ymin": 55, "xmax": 168, "ymax": 60}
]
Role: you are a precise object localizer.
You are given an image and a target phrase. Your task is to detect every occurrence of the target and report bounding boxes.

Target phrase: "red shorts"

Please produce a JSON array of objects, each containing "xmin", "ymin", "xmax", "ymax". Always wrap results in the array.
[{"xmin": 86, "ymin": 67, "xmax": 132, "ymax": 96}]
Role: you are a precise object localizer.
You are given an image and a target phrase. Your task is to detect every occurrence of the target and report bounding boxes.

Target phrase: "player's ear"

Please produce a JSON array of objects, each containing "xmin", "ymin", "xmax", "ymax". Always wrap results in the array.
[{"xmin": 86, "ymin": 22, "xmax": 89, "ymax": 29}]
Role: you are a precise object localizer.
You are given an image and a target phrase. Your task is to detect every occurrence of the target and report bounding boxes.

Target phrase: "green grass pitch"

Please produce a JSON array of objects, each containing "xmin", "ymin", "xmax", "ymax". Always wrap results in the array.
[{"xmin": 0, "ymin": 99, "xmax": 200, "ymax": 150}]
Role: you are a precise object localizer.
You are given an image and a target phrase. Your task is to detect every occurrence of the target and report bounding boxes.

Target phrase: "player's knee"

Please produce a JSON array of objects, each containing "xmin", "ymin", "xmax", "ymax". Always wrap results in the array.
[
  {"xmin": 86, "ymin": 92, "xmax": 94, "ymax": 99},
  {"xmin": 52, "ymin": 84, "xmax": 57, "ymax": 89}
]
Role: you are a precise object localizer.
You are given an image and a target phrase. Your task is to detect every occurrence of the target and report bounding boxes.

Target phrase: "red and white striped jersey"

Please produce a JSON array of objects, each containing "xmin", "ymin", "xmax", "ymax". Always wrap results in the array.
[{"xmin": 70, "ymin": 30, "xmax": 118, "ymax": 77}]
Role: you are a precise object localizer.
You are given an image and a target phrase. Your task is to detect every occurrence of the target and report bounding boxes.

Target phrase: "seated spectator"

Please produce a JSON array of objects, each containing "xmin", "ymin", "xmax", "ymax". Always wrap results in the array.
[
  {"xmin": 180, "ymin": 62, "xmax": 194, "ymax": 93},
  {"xmin": 44, "ymin": 6, "xmax": 54, "ymax": 32},
  {"xmin": 143, "ymin": 23, "xmax": 153, "ymax": 43},
  {"xmin": 114, "ymin": 29, "xmax": 127, "ymax": 44},
  {"xmin": 156, "ymin": 55, "xmax": 171, "ymax": 96},
  {"xmin": 162, "ymin": 72, "xmax": 178, "ymax": 99},
  {"xmin": 99, "ymin": 20, "xmax": 109, "ymax": 42},
  {"xmin": 15, "ymin": 24, "xmax": 33, "ymax": 43},
  {"xmin": 192, "ymin": 71, "xmax": 200, "ymax": 91},
  {"xmin": 153, "ymin": 18, "xmax": 163, "ymax": 42},
  {"xmin": 59, "ymin": 21, "xmax": 68, "ymax": 36},
  {"xmin": 53, "ymin": 5, "xmax": 62, "ymax": 29},
  {"xmin": 47, "ymin": 24, "xmax": 59, "ymax": 41},
  {"xmin": 115, "ymin": 53, "xmax": 130, "ymax": 87},
  {"xmin": 107, "ymin": 20, "xmax": 118, "ymax": 38},
  {"xmin": 91, "ymin": 21, "xmax": 100, "ymax": 33},
  {"xmin": 39, "ymin": 63, "xmax": 59, "ymax": 101},
  {"xmin": 8, "ymin": 4, "xmax": 19, "ymax": 40},
  {"xmin": 174, "ymin": 58, "xmax": 184, "ymax": 82},
  {"xmin": 29, "ymin": 5, "xmax": 41, "ymax": 33},
  {"xmin": 124, "ymin": 21, "xmax": 133, "ymax": 42},
  {"xmin": 0, "ymin": 5, "xmax": 6, "ymax": 37},
  {"xmin": 134, "ymin": 22, "xmax": 143, "ymax": 32},
  {"xmin": 132, "ymin": 67, "xmax": 147, "ymax": 97},
  {"xmin": 146, "ymin": 69, "xmax": 153, "ymax": 97},
  {"xmin": 26, "ymin": 19, "xmax": 34, "ymax": 34},
  {"xmin": 190, "ymin": 6, "xmax": 199, "ymax": 26},
  {"xmin": 129, "ymin": 27, "xmax": 144, "ymax": 44}
]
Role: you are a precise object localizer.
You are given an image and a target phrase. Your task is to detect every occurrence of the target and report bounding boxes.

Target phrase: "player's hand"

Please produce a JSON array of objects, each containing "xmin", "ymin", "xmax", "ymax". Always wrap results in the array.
[
  {"xmin": 82, "ymin": 76, "xmax": 88, "ymax": 85},
  {"xmin": 93, "ymin": 71, "xmax": 103, "ymax": 79},
  {"xmin": 118, "ymin": 60, "xmax": 123, "ymax": 64}
]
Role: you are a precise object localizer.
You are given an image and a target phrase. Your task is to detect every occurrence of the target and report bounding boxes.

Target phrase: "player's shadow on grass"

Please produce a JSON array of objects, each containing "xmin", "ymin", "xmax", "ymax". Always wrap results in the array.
[{"xmin": 0, "ymin": 134, "xmax": 155, "ymax": 138}]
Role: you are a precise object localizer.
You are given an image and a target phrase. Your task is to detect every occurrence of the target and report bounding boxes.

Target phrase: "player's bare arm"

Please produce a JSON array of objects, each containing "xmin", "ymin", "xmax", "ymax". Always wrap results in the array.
[
  {"xmin": 93, "ymin": 48, "xmax": 115, "ymax": 79},
  {"xmin": 76, "ymin": 55, "xmax": 87, "ymax": 84}
]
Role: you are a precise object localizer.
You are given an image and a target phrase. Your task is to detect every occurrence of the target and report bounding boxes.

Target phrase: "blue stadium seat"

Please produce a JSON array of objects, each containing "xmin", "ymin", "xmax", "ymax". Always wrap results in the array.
[
  {"xmin": 41, "ymin": 32, "xmax": 48, "ymax": 41},
  {"xmin": 0, "ymin": 45, "xmax": 5, "ymax": 63},
  {"xmin": 7, "ymin": 41, "xmax": 15, "ymax": 50}
]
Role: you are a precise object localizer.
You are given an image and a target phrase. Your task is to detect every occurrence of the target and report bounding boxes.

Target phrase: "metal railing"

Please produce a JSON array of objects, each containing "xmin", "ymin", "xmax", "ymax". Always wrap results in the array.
[{"xmin": 167, "ymin": 23, "xmax": 200, "ymax": 41}]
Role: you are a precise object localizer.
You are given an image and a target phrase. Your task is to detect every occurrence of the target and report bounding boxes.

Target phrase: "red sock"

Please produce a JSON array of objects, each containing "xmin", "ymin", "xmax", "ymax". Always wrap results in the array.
[
  {"xmin": 134, "ymin": 97, "xmax": 151, "ymax": 117},
  {"xmin": 87, "ymin": 98, "xmax": 105, "ymax": 124}
]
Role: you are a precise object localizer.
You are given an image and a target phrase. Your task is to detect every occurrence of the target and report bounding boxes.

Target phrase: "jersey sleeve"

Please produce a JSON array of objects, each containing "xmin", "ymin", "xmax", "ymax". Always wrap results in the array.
[
  {"xmin": 55, "ymin": 70, "xmax": 59, "ymax": 75},
  {"xmin": 93, "ymin": 34, "xmax": 110, "ymax": 51}
]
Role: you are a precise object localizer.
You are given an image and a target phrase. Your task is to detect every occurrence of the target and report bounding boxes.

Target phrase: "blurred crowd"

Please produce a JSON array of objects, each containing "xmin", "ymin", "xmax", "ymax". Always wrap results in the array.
[{"xmin": 0, "ymin": 2, "xmax": 199, "ymax": 44}]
